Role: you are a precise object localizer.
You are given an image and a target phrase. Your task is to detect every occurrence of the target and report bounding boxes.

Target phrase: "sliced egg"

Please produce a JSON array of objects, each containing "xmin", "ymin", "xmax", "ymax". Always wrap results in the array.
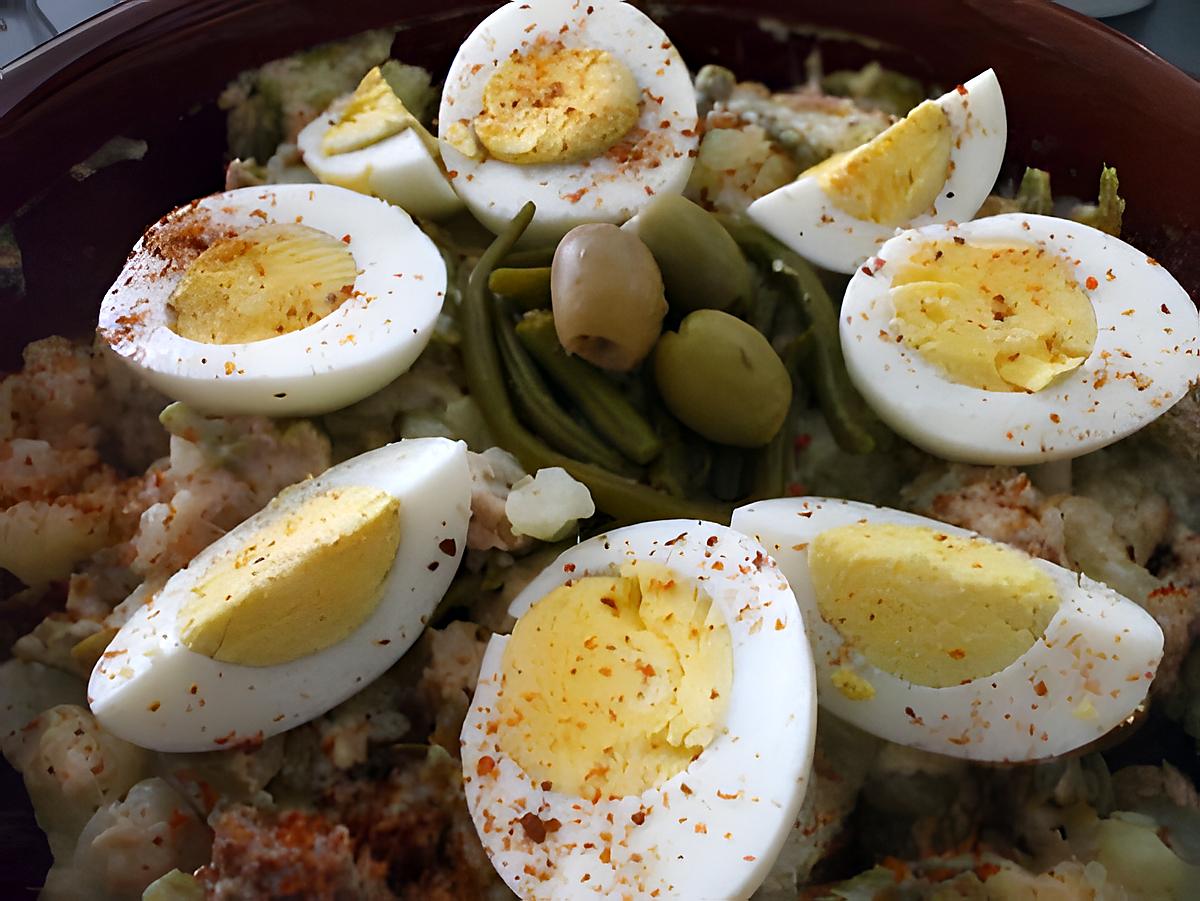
[
  {"xmin": 88, "ymin": 438, "xmax": 470, "ymax": 752},
  {"xmin": 297, "ymin": 66, "xmax": 464, "ymax": 220},
  {"xmin": 748, "ymin": 69, "xmax": 1006, "ymax": 274},
  {"xmin": 461, "ymin": 520, "xmax": 816, "ymax": 899},
  {"xmin": 732, "ymin": 497, "xmax": 1164, "ymax": 762},
  {"xmin": 840, "ymin": 213, "xmax": 1200, "ymax": 464},
  {"xmin": 97, "ymin": 184, "xmax": 447, "ymax": 417},
  {"xmin": 438, "ymin": 0, "xmax": 700, "ymax": 245}
]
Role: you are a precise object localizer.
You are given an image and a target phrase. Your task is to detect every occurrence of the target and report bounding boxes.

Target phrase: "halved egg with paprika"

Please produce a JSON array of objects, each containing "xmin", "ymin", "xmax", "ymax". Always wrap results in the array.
[
  {"xmin": 88, "ymin": 438, "xmax": 470, "ymax": 752},
  {"xmin": 438, "ymin": 0, "xmax": 700, "ymax": 245},
  {"xmin": 97, "ymin": 184, "xmax": 446, "ymax": 416},
  {"xmin": 732, "ymin": 497, "xmax": 1164, "ymax": 762},
  {"xmin": 839, "ymin": 213, "xmax": 1200, "ymax": 464},
  {"xmin": 460, "ymin": 520, "xmax": 816, "ymax": 899}
]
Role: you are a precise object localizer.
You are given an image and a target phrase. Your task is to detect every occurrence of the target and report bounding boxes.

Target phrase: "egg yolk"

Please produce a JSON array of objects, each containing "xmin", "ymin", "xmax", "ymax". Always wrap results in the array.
[
  {"xmin": 890, "ymin": 239, "xmax": 1098, "ymax": 392},
  {"xmin": 496, "ymin": 562, "xmax": 731, "ymax": 800},
  {"xmin": 809, "ymin": 523, "xmax": 1059, "ymax": 688},
  {"xmin": 178, "ymin": 485, "xmax": 401, "ymax": 667},
  {"xmin": 168, "ymin": 223, "xmax": 357, "ymax": 344},
  {"xmin": 806, "ymin": 99, "xmax": 951, "ymax": 224},
  {"xmin": 321, "ymin": 65, "xmax": 441, "ymax": 159},
  {"xmin": 464, "ymin": 44, "xmax": 641, "ymax": 165}
]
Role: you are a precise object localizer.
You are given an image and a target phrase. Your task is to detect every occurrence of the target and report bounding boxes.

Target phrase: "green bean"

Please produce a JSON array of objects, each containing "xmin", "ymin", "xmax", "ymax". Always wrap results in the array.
[
  {"xmin": 709, "ymin": 445, "xmax": 746, "ymax": 502},
  {"xmin": 752, "ymin": 411, "xmax": 790, "ymax": 500},
  {"xmin": 747, "ymin": 277, "xmax": 780, "ymax": 337},
  {"xmin": 461, "ymin": 202, "xmax": 730, "ymax": 524},
  {"xmin": 1015, "ymin": 166, "xmax": 1053, "ymax": 216},
  {"xmin": 718, "ymin": 216, "xmax": 876, "ymax": 455},
  {"xmin": 494, "ymin": 298, "xmax": 637, "ymax": 476},
  {"xmin": 515, "ymin": 310, "xmax": 662, "ymax": 465},
  {"xmin": 489, "ymin": 267, "xmax": 552, "ymax": 310},
  {"xmin": 501, "ymin": 246, "xmax": 556, "ymax": 268}
]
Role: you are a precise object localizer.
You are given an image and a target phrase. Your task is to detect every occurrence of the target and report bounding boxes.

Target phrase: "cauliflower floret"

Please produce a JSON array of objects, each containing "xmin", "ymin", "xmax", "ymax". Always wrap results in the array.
[
  {"xmin": 466, "ymin": 448, "xmax": 533, "ymax": 552},
  {"xmin": 0, "ymin": 336, "xmax": 101, "ymax": 449},
  {"xmin": 40, "ymin": 777, "xmax": 212, "ymax": 901},
  {"xmin": 2, "ymin": 704, "xmax": 151, "ymax": 861},
  {"xmin": 157, "ymin": 736, "xmax": 286, "ymax": 817},
  {"xmin": 0, "ymin": 659, "xmax": 86, "ymax": 740},
  {"xmin": 504, "ymin": 467, "xmax": 594, "ymax": 541}
]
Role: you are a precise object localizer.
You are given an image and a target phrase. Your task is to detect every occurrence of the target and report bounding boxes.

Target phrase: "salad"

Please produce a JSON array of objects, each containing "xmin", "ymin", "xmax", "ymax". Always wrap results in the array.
[{"xmin": 3, "ymin": 1, "xmax": 1200, "ymax": 898}]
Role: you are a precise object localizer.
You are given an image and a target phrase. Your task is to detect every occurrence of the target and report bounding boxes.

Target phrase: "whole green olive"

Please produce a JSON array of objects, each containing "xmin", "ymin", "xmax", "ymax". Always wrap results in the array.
[
  {"xmin": 551, "ymin": 223, "xmax": 667, "ymax": 372},
  {"xmin": 625, "ymin": 194, "xmax": 752, "ymax": 313},
  {"xmin": 654, "ymin": 309, "xmax": 792, "ymax": 448}
]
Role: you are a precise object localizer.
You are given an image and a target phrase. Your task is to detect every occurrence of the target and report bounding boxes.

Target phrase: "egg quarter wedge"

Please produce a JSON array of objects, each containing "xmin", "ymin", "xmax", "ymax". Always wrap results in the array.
[
  {"xmin": 97, "ymin": 184, "xmax": 447, "ymax": 417},
  {"xmin": 461, "ymin": 520, "xmax": 817, "ymax": 900},
  {"xmin": 88, "ymin": 438, "xmax": 470, "ymax": 753},
  {"xmin": 732, "ymin": 497, "xmax": 1164, "ymax": 762},
  {"xmin": 748, "ymin": 69, "xmax": 1006, "ymax": 274},
  {"xmin": 297, "ymin": 70, "xmax": 465, "ymax": 220}
]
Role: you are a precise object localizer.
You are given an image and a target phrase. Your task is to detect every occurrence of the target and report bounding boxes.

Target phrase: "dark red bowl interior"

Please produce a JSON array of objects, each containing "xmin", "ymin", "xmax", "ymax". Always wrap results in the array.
[{"xmin": 2, "ymin": 0, "xmax": 1198, "ymax": 892}]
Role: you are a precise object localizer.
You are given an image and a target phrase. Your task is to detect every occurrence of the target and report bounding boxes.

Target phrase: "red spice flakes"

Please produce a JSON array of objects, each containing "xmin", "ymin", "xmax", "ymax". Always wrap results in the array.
[
  {"xmin": 1085, "ymin": 275, "xmax": 1099, "ymax": 290},
  {"xmin": 439, "ymin": 538, "xmax": 458, "ymax": 556},
  {"xmin": 341, "ymin": 234, "xmax": 352, "ymax": 244},
  {"xmin": 1105, "ymin": 268, "xmax": 1116, "ymax": 281},
  {"xmin": 637, "ymin": 662, "xmax": 656, "ymax": 678},
  {"xmin": 1147, "ymin": 257, "xmax": 1160, "ymax": 266},
  {"xmin": 644, "ymin": 185, "xmax": 655, "ymax": 196},
  {"xmin": 446, "ymin": 170, "xmax": 459, "ymax": 179},
  {"xmin": 1049, "ymin": 413, "xmax": 1061, "ymax": 423},
  {"xmin": 774, "ymin": 619, "xmax": 785, "ymax": 631},
  {"xmin": 680, "ymin": 783, "xmax": 693, "ymax": 796},
  {"xmin": 1162, "ymin": 303, "xmax": 1172, "ymax": 314},
  {"xmin": 955, "ymin": 83, "xmax": 969, "ymax": 95},
  {"xmin": 224, "ymin": 361, "xmax": 236, "ymax": 375},
  {"xmin": 476, "ymin": 755, "xmax": 496, "ymax": 777},
  {"xmin": 147, "ymin": 701, "xmax": 161, "ymax": 712},
  {"xmin": 563, "ymin": 562, "xmax": 577, "ymax": 573},
  {"xmin": 953, "ymin": 236, "xmax": 966, "ymax": 245},
  {"xmin": 519, "ymin": 812, "xmax": 549, "ymax": 843},
  {"xmin": 562, "ymin": 187, "xmax": 588, "ymax": 204},
  {"xmin": 947, "ymin": 648, "xmax": 966, "ymax": 660},
  {"xmin": 1034, "ymin": 680, "xmax": 1048, "ymax": 697},
  {"xmin": 631, "ymin": 810, "xmax": 646, "ymax": 825},
  {"xmin": 600, "ymin": 596, "xmax": 618, "ymax": 611},
  {"xmin": 743, "ymin": 855, "xmax": 757, "ymax": 862},
  {"xmin": 598, "ymin": 847, "xmax": 611, "ymax": 864}
]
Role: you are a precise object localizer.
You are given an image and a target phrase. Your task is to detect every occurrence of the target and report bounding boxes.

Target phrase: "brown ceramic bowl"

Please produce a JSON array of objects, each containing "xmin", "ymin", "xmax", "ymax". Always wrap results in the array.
[{"xmin": 2, "ymin": 0, "xmax": 1198, "ymax": 893}]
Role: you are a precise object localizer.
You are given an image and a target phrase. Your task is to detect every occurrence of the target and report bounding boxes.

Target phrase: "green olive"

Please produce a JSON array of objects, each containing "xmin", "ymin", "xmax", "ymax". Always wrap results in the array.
[
  {"xmin": 625, "ymin": 194, "xmax": 752, "ymax": 313},
  {"xmin": 551, "ymin": 223, "xmax": 667, "ymax": 372},
  {"xmin": 654, "ymin": 310, "xmax": 792, "ymax": 448}
]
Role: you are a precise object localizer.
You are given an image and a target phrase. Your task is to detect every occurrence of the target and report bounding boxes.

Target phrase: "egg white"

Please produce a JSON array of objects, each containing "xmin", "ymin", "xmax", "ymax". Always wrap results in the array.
[
  {"xmin": 732, "ymin": 497, "xmax": 1164, "ymax": 762},
  {"xmin": 748, "ymin": 69, "xmax": 1007, "ymax": 274},
  {"xmin": 88, "ymin": 438, "xmax": 470, "ymax": 753},
  {"xmin": 438, "ymin": 0, "xmax": 700, "ymax": 246},
  {"xmin": 461, "ymin": 520, "xmax": 816, "ymax": 900},
  {"xmin": 97, "ymin": 184, "xmax": 447, "ymax": 417},
  {"xmin": 296, "ymin": 97, "xmax": 464, "ymax": 220},
  {"xmin": 840, "ymin": 213, "xmax": 1200, "ymax": 464}
]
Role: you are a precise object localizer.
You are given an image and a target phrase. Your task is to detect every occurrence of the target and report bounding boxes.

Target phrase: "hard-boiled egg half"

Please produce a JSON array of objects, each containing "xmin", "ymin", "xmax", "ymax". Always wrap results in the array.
[
  {"xmin": 732, "ymin": 498, "xmax": 1164, "ymax": 762},
  {"xmin": 297, "ymin": 64, "xmax": 464, "ymax": 220},
  {"xmin": 97, "ymin": 184, "xmax": 447, "ymax": 417},
  {"xmin": 748, "ymin": 69, "xmax": 1006, "ymax": 274},
  {"xmin": 438, "ymin": 0, "xmax": 700, "ymax": 246},
  {"xmin": 461, "ymin": 521, "xmax": 816, "ymax": 899},
  {"xmin": 840, "ymin": 213, "xmax": 1200, "ymax": 464},
  {"xmin": 89, "ymin": 438, "xmax": 470, "ymax": 752}
]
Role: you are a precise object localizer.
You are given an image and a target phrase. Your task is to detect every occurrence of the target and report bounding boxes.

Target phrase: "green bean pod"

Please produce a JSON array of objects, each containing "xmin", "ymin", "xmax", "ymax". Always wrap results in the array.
[
  {"xmin": 460, "ymin": 202, "xmax": 731, "ymax": 524},
  {"xmin": 495, "ymin": 299, "xmax": 637, "ymax": 476},
  {"xmin": 719, "ymin": 217, "xmax": 876, "ymax": 455},
  {"xmin": 489, "ymin": 267, "xmax": 552, "ymax": 310},
  {"xmin": 515, "ymin": 310, "xmax": 662, "ymax": 465}
]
